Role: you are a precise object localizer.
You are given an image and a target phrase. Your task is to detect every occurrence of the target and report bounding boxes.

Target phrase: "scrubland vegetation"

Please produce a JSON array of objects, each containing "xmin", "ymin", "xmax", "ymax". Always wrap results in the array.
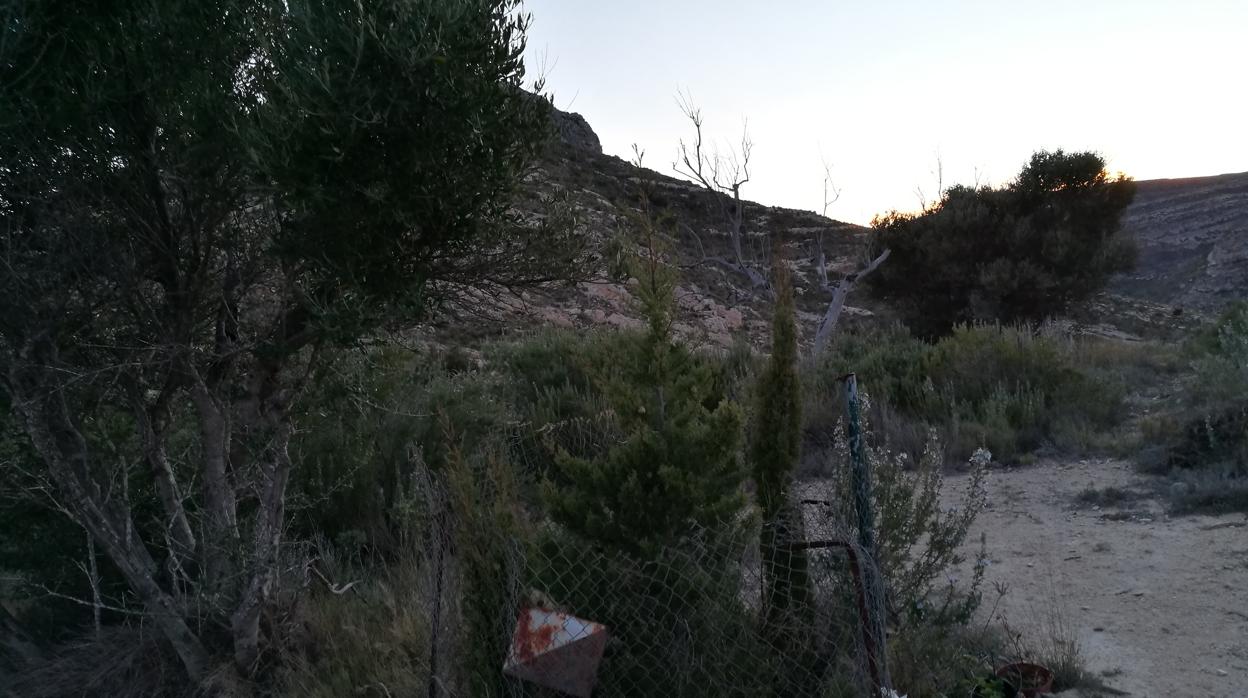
[
  {"xmin": 1141, "ymin": 302, "xmax": 1248, "ymax": 512},
  {"xmin": 1, "ymin": 0, "xmax": 1244, "ymax": 696},
  {"xmin": 8, "ymin": 309, "xmax": 1219, "ymax": 695}
]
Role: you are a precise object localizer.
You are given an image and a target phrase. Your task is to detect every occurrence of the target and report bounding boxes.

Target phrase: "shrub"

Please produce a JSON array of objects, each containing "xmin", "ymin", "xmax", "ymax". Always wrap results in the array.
[
  {"xmin": 541, "ymin": 179, "xmax": 748, "ymax": 558},
  {"xmin": 275, "ymin": 546, "xmax": 433, "ymax": 698},
  {"xmin": 810, "ymin": 323, "xmax": 1125, "ymax": 465},
  {"xmin": 869, "ymin": 150, "xmax": 1137, "ymax": 337},
  {"xmin": 444, "ymin": 443, "xmax": 529, "ymax": 696},
  {"xmin": 278, "ymin": 433, "xmax": 529, "ymax": 698},
  {"xmin": 1141, "ymin": 302, "xmax": 1248, "ymax": 512},
  {"xmin": 749, "ymin": 263, "xmax": 811, "ymax": 619},
  {"xmin": 289, "ymin": 347, "xmax": 512, "ymax": 551},
  {"xmin": 811, "ymin": 408, "xmax": 989, "ymax": 624},
  {"xmin": 540, "ymin": 326, "xmax": 747, "ymax": 561},
  {"xmin": 929, "ymin": 325, "xmax": 1122, "ymax": 461},
  {"xmin": 487, "ymin": 329, "xmax": 619, "ymax": 479},
  {"xmin": 1169, "ymin": 403, "xmax": 1248, "ymax": 473},
  {"xmin": 1187, "ymin": 302, "xmax": 1248, "ymax": 409}
]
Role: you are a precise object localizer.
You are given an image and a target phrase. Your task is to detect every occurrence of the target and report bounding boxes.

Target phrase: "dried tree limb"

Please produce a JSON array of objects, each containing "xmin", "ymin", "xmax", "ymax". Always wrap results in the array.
[{"xmin": 812, "ymin": 248, "xmax": 891, "ymax": 358}]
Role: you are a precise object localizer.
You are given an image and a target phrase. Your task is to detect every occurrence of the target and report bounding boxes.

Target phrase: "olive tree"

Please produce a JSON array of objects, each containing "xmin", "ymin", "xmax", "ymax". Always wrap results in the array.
[{"xmin": 0, "ymin": 0, "xmax": 580, "ymax": 682}]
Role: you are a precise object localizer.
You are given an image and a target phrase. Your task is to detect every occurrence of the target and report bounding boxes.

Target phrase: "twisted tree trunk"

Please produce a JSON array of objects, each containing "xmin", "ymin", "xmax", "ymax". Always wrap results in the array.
[
  {"xmin": 230, "ymin": 363, "xmax": 295, "ymax": 674},
  {"xmin": 6, "ymin": 339, "xmax": 211, "ymax": 682}
]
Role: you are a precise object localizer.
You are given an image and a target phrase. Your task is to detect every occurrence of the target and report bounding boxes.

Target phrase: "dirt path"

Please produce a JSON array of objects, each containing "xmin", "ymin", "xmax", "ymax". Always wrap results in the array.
[{"xmin": 949, "ymin": 459, "xmax": 1248, "ymax": 697}]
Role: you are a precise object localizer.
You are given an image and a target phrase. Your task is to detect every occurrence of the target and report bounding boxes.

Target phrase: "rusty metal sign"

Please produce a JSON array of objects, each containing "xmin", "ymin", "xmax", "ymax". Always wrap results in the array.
[{"xmin": 503, "ymin": 606, "xmax": 608, "ymax": 697}]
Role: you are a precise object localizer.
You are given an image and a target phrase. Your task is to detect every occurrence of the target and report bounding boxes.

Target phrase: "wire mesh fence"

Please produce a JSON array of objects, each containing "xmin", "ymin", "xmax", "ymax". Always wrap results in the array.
[{"xmin": 403, "ymin": 474, "xmax": 892, "ymax": 698}]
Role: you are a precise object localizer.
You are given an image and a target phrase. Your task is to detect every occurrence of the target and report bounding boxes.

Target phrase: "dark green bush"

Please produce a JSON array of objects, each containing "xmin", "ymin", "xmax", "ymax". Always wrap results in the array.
[
  {"xmin": 1169, "ymin": 403, "xmax": 1248, "ymax": 476},
  {"xmin": 487, "ymin": 329, "xmax": 618, "ymax": 479},
  {"xmin": 869, "ymin": 150, "xmax": 1137, "ymax": 337},
  {"xmin": 289, "ymin": 346, "xmax": 511, "ymax": 550}
]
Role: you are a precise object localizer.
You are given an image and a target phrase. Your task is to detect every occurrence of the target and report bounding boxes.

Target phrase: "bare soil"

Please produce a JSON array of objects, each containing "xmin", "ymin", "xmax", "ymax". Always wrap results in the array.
[{"xmin": 950, "ymin": 458, "xmax": 1248, "ymax": 697}]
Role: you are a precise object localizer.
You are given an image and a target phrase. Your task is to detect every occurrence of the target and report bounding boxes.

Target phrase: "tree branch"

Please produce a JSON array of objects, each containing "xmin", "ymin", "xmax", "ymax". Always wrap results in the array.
[{"xmin": 812, "ymin": 248, "xmax": 891, "ymax": 357}]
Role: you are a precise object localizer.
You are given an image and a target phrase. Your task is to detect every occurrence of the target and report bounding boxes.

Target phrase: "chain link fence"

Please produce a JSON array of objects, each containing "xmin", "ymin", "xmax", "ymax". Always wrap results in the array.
[{"xmin": 403, "ymin": 472, "xmax": 891, "ymax": 698}]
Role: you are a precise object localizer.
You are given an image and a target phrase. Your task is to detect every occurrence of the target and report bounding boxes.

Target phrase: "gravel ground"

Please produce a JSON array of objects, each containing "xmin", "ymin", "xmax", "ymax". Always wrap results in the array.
[{"xmin": 949, "ymin": 458, "xmax": 1248, "ymax": 697}]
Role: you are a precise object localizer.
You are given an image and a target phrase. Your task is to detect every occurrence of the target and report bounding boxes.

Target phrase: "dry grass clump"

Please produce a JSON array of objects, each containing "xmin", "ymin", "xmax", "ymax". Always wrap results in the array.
[
  {"xmin": 3, "ymin": 626, "xmax": 191, "ymax": 698},
  {"xmin": 274, "ymin": 544, "xmax": 434, "ymax": 698}
]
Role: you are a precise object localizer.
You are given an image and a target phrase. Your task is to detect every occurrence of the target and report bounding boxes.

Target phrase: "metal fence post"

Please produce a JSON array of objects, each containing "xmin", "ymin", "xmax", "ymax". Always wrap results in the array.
[
  {"xmin": 843, "ymin": 374, "xmax": 875, "ymax": 558},
  {"xmin": 841, "ymin": 372, "xmax": 891, "ymax": 695}
]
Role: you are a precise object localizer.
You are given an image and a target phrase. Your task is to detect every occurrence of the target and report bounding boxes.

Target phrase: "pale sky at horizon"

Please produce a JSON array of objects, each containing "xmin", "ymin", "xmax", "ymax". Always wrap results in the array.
[{"xmin": 522, "ymin": 1, "xmax": 1248, "ymax": 225}]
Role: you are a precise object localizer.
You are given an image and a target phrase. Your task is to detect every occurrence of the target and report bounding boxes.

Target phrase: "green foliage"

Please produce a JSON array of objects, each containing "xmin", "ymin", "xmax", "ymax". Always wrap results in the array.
[
  {"xmin": 929, "ymin": 325, "xmax": 1121, "ymax": 460},
  {"xmin": 812, "ymin": 323, "xmax": 1125, "ymax": 464},
  {"xmin": 1, "ymin": 0, "xmax": 571, "ymax": 346},
  {"xmin": 869, "ymin": 150, "xmax": 1137, "ymax": 337},
  {"xmin": 748, "ymin": 263, "xmax": 812, "ymax": 624},
  {"xmin": 445, "ymin": 445, "xmax": 527, "ymax": 697},
  {"xmin": 1140, "ymin": 303, "xmax": 1248, "ymax": 512},
  {"xmin": 750, "ymin": 264, "xmax": 803, "ymax": 518},
  {"xmin": 542, "ymin": 181, "xmax": 747, "ymax": 558},
  {"xmin": 249, "ymin": 0, "xmax": 584, "ymax": 332},
  {"xmin": 541, "ymin": 333, "xmax": 746, "ymax": 559},
  {"xmin": 2, "ymin": 0, "xmax": 579, "ymax": 680},
  {"xmin": 1187, "ymin": 302, "xmax": 1248, "ymax": 408},
  {"xmin": 289, "ymin": 347, "xmax": 512, "ymax": 550},
  {"xmin": 821, "ymin": 416, "xmax": 988, "ymax": 622},
  {"xmin": 487, "ymin": 329, "xmax": 620, "ymax": 480},
  {"xmin": 888, "ymin": 623, "xmax": 1005, "ymax": 698},
  {"xmin": 1169, "ymin": 404, "xmax": 1248, "ymax": 474},
  {"xmin": 526, "ymin": 528, "xmax": 763, "ymax": 698}
]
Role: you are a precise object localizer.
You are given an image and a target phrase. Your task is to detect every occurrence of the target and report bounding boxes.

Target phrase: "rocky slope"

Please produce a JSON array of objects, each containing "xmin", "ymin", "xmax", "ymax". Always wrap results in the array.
[
  {"xmin": 1111, "ymin": 171, "xmax": 1248, "ymax": 313},
  {"xmin": 479, "ymin": 108, "xmax": 1247, "ymax": 346},
  {"xmin": 462, "ymin": 108, "xmax": 873, "ymax": 349}
]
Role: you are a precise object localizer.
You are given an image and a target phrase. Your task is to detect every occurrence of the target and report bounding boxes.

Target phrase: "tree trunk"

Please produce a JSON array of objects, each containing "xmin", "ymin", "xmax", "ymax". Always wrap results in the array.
[
  {"xmin": 6, "ymin": 345, "xmax": 211, "ymax": 682},
  {"xmin": 814, "ymin": 232, "xmax": 830, "ymax": 289},
  {"xmin": 190, "ymin": 377, "xmax": 239, "ymax": 594},
  {"xmin": 133, "ymin": 399, "xmax": 196, "ymax": 561},
  {"xmin": 230, "ymin": 378, "xmax": 293, "ymax": 674},
  {"xmin": 812, "ymin": 249, "xmax": 891, "ymax": 357}
]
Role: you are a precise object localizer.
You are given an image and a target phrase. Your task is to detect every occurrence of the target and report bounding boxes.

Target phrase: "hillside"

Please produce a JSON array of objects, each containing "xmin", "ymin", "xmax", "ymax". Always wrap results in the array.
[
  {"xmin": 459, "ymin": 108, "xmax": 873, "ymax": 348},
  {"xmin": 500, "ymin": 109, "xmax": 1248, "ymax": 346},
  {"xmin": 1111, "ymin": 171, "xmax": 1248, "ymax": 312}
]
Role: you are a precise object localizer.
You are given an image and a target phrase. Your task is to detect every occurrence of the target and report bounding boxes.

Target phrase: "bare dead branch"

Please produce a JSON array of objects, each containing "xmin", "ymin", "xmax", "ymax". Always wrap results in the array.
[{"xmin": 812, "ymin": 248, "xmax": 891, "ymax": 357}]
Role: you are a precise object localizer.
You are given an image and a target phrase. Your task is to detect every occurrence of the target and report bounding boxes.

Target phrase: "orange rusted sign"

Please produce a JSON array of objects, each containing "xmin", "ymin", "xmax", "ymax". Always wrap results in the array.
[{"xmin": 503, "ymin": 606, "xmax": 608, "ymax": 697}]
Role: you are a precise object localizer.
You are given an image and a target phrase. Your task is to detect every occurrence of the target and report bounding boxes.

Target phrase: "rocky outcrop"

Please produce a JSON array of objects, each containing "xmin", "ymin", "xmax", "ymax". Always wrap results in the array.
[
  {"xmin": 549, "ymin": 108, "xmax": 602, "ymax": 153},
  {"xmin": 1112, "ymin": 171, "xmax": 1248, "ymax": 312}
]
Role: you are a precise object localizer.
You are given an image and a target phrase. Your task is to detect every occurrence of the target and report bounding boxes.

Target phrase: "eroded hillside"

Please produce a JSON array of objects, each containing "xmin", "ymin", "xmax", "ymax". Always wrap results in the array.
[{"xmin": 1111, "ymin": 171, "xmax": 1248, "ymax": 312}]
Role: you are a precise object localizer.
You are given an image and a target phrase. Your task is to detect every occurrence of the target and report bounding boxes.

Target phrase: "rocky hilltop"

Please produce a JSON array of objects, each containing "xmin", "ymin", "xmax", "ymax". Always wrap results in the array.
[{"xmin": 1111, "ymin": 171, "xmax": 1248, "ymax": 313}]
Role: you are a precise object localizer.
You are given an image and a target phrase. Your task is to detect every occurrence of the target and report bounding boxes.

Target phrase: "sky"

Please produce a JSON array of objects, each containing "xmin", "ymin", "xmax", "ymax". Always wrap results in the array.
[{"xmin": 522, "ymin": 1, "xmax": 1248, "ymax": 225}]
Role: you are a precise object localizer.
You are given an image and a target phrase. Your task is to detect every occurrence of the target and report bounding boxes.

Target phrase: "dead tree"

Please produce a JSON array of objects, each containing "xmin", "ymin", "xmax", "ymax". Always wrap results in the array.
[
  {"xmin": 673, "ymin": 94, "xmax": 768, "ymax": 288},
  {"xmin": 670, "ymin": 96, "xmax": 888, "ymax": 352},
  {"xmin": 812, "ymin": 161, "xmax": 843, "ymax": 289},
  {"xmin": 810, "ymin": 161, "xmax": 890, "ymax": 357},
  {"xmin": 812, "ymin": 248, "xmax": 891, "ymax": 357}
]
